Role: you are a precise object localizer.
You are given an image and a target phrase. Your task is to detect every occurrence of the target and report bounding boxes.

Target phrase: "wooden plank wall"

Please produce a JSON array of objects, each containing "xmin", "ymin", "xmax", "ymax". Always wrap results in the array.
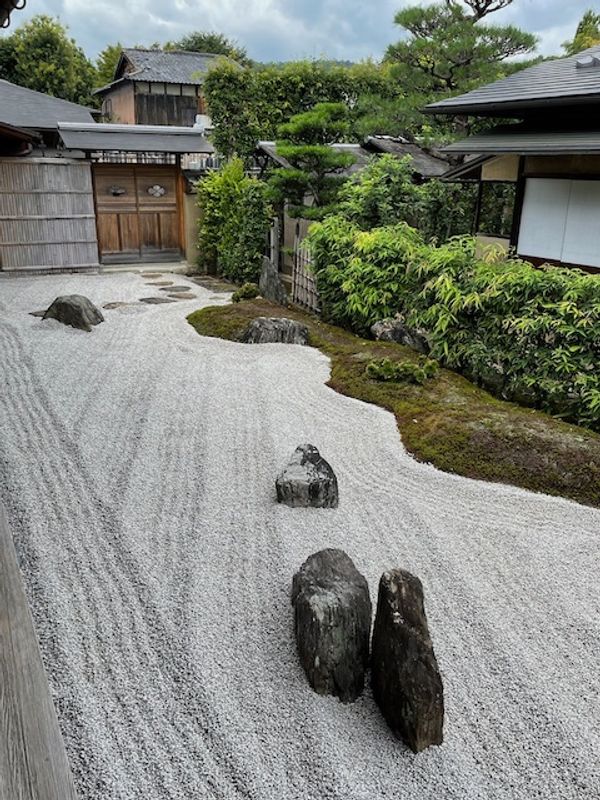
[
  {"xmin": 0, "ymin": 502, "xmax": 78, "ymax": 800},
  {"xmin": 0, "ymin": 158, "xmax": 99, "ymax": 272}
]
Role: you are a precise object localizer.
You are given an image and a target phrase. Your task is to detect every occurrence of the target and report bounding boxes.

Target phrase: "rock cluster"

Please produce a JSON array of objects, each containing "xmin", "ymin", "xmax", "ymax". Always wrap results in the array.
[
  {"xmin": 276, "ymin": 444, "xmax": 338, "ymax": 508},
  {"xmin": 43, "ymin": 295, "xmax": 104, "ymax": 332},
  {"xmin": 290, "ymin": 549, "xmax": 444, "ymax": 751},
  {"xmin": 241, "ymin": 317, "xmax": 309, "ymax": 345},
  {"xmin": 291, "ymin": 549, "xmax": 371, "ymax": 703}
]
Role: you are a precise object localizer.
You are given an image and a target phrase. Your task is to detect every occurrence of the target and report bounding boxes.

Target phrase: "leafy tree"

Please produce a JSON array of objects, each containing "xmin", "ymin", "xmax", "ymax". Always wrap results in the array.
[
  {"xmin": 7, "ymin": 15, "xmax": 96, "ymax": 104},
  {"xmin": 166, "ymin": 31, "xmax": 251, "ymax": 66},
  {"xmin": 563, "ymin": 10, "xmax": 600, "ymax": 56},
  {"xmin": 95, "ymin": 42, "xmax": 123, "ymax": 87},
  {"xmin": 386, "ymin": 0, "xmax": 537, "ymax": 96},
  {"xmin": 268, "ymin": 103, "xmax": 356, "ymax": 219},
  {"xmin": 0, "ymin": 37, "xmax": 17, "ymax": 83}
]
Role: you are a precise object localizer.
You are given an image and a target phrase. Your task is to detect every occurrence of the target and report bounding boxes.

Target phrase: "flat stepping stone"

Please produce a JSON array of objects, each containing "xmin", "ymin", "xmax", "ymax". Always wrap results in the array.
[
  {"xmin": 142, "ymin": 272, "xmax": 164, "ymax": 278},
  {"xmin": 29, "ymin": 310, "xmax": 46, "ymax": 318},
  {"xmin": 103, "ymin": 302, "xmax": 134, "ymax": 310},
  {"xmin": 139, "ymin": 296, "xmax": 177, "ymax": 305},
  {"xmin": 159, "ymin": 285, "xmax": 192, "ymax": 293},
  {"xmin": 145, "ymin": 281, "xmax": 173, "ymax": 287},
  {"xmin": 167, "ymin": 292, "xmax": 196, "ymax": 300}
]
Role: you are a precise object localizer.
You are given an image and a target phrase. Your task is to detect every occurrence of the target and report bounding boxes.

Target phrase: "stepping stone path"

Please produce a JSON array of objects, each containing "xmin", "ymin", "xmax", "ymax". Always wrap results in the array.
[
  {"xmin": 139, "ymin": 297, "xmax": 178, "ymax": 305},
  {"xmin": 142, "ymin": 272, "xmax": 164, "ymax": 278},
  {"xmin": 292, "ymin": 548, "xmax": 371, "ymax": 703},
  {"xmin": 103, "ymin": 302, "xmax": 134, "ymax": 310},
  {"xmin": 159, "ymin": 285, "xmax": 192, "ymax": 293},
  {"xmin": 145, "ymin": 281, "xmax": 173, "ymax": 287},
  {"xmin": 167, "ymin": 292, "xmax": 196, "ymax": 300}
]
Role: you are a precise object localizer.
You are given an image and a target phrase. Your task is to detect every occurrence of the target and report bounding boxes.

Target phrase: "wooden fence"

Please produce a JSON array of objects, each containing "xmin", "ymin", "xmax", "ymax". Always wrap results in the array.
[
  {"xmin": 292, "ymin": 220, "xmax": 320, "ymax": 313},
  {"xmin": 0, "ymin": 158, "xmax": 99, "ymax": 272}
]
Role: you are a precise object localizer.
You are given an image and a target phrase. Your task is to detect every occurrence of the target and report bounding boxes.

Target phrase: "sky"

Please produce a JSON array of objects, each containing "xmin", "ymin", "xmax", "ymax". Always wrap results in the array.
[{"xmin": 1, "ymin": 0, "xmax": 595, "ymax": 62}]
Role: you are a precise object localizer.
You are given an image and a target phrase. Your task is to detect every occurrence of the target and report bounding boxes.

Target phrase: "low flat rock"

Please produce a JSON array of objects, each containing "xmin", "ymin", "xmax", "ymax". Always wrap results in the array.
[
  {"xmin": 241, "ymin": 317, "xmax": 309, "ymax": 345},
  {"xmin": 291, "ymin": 549, "xmax": 371, "ymax": 703},
  {"xmin": 159, "ymin": 285, "xmax": 192, "ymax": 293},
  {"xmin": 43, "ymin": 295, "xmax": 104, "ymax": 332},
  {"xmin": 141, "ymin": 272, "xmax": 164, "ymax": 278},
  {"xmin": 145, "ymin": 281, "xmax": 173, "ymax": 287},
  {"xmin": 276, "ymin": 444, "xmax": 338, "ymax": 508},
  {"xmin": 167, "ymin": 292, "xmax": 196, "ymax": 300},
  {"xmin": 103, "ymin": 302, "xmax": 134, "ymax": 310},
  {"xmin": 371, "ymin": 316, "xmax": 430, "ymax": 355},
  {"xmin": 371, "ymin": 569, "xmax": 444, "ymax": 753},
  {"xmin": 139, "ymin": 297, "xmax": 177, "ymax": 305},
  {"xmin": 29, "ymin": 310, "xmax": 46, "ymax": 318}
]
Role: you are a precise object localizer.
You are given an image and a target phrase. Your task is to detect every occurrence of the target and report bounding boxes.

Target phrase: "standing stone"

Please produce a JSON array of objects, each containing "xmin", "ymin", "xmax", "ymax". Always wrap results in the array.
[
  {"xmin": 371, "ymin": 569, "xmax": 444, "ymax": 753},
  {"xmin": 276, "ymin": 444, "xmax": 338, "ymax": 508},
  {"xmin": 241, "ymin": 317, "xmax": 309, "ymax": 345},
  {"xmin": 291, "ymin": 548, "xmax": 371, "ymax": 703},
  {"xmin": 259, "ymin": 256, "xmax": 289, "ymax": 305},
  {"xmin": 43, "ymin": 295, "xmax": 104, "ymax": 332}
]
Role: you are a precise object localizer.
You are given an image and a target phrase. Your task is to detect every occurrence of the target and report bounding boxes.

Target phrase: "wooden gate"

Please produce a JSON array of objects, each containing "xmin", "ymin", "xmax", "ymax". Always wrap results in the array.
[{"xmin": 93, "ymin": 164, "xmax": 182, "ymax": 263}]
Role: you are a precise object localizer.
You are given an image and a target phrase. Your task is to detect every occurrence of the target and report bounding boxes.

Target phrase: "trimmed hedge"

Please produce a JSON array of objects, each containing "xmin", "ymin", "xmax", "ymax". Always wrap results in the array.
[
  {"xmin": 307, "ymin": 217, "xmax": 600, "ymax": 430},
  {"xmin": 197, "ymin": 158, "xmax": 272, "ymax": 284}
]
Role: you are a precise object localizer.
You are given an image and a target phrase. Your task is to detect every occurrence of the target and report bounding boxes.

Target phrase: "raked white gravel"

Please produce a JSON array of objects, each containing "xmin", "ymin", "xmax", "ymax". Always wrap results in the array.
[{"xmin": 0, "ymin": 272, "xmax": 599, "ymax": 800}]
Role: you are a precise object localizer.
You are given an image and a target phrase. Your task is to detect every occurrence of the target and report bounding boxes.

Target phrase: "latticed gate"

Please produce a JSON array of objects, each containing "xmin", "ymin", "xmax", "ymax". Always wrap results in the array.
[{"xmin": 292, "ymin": 221, "xmax": 320, "ymax": 313}]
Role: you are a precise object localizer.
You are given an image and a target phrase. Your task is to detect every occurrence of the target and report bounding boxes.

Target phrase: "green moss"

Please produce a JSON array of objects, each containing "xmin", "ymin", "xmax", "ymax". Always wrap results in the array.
[{"xmin": 187, "ymin": 299, "xmax": 600, "ymax": 508}]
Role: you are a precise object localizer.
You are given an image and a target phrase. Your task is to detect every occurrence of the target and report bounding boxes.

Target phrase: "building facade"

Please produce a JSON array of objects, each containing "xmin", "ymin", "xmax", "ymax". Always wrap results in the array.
[
  {"xmin": 426, "ymin": 45, "xmax": 600, "ymax": 273},
  {"xmin": 94, "ymin": 49, "xmax": 228, "ymax": 127}
]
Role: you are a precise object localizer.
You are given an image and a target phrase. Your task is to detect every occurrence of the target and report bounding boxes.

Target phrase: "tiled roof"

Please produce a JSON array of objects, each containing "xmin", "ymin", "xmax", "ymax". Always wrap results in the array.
[
  {"xmin": 58, "ymin": 122, "xmax": 214, "ymax": 154},
  {"xmin": 0, "ymin": 80, "xmax": 95, "ymax": 130},
  {"xmin": 118, "ymin": 49, "xmax": 226, "ymax": 85},
  {"xmin": 426, "ymin": 45, "xmax": 600, "ymax": 116},
  {"xmin": 363, "ymin": 136, "xmax": 449, "ymax": 177},
  {"xmin": 442, "ymin": 125, "xmax": 600, "ymax": 155}
]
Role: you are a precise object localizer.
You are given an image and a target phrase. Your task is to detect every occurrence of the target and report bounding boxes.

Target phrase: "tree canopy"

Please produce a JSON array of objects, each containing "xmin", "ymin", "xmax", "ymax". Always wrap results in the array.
[
  {"xmin": 268, "ymin": 103, "xmax": 356, "ymax": 219},
  {"xmin": 385, "ymin": 0, "xmax": 537, "ymax": 95},
  {"xmin": 563, "ymin": 10, "xmax": 600, "ymax": 56},
  {"xmin": 0, "ymin": 15, "xmax": 96, "ymax": 105},
  {"xmin": 95, "ymin": 42, "xmax": 123, "ymax": 87},
  {"xmin": 166, "ymin": 31, "xmax": 251, "ymax": 66}
]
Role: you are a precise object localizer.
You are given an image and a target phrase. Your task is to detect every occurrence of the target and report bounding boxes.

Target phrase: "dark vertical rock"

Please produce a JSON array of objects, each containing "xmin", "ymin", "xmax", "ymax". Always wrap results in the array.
[
  {"xmin": 291, "ymin": 548, "xmax": 371, "ymax": 703},
  {"xmin": 43, "ymin": 295, "xmax": 104, "ymax": 332},
  {"xmin": 371, "ymin": 569, "xmax": 444, "ymax": 753},
  {"xmin": 276, "ymin": 444, "xmax": 338, "ymax": 508},
  {"xmin": 259, "ymin": 256, "xmax": 289, "ymax": 305}
]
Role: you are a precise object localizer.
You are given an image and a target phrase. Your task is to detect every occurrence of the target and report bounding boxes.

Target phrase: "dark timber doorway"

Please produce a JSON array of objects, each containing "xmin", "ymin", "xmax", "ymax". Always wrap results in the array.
[{"xmin": 93, "ymin": 164, "xmax": 183, "ymax": 263}]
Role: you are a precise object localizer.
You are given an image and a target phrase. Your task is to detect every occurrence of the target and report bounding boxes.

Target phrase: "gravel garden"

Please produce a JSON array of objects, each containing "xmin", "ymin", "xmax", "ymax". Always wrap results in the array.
[{"xmin": 0, "ymin": 270, "xmax": 599, "ymax": 799}]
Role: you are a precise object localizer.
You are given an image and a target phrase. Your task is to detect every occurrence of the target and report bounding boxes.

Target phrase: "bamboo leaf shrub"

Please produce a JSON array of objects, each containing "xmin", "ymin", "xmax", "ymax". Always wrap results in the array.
[
  {"xmin": 307, "ymin": 218, "xmax": 600, "ymax": 430},
  {"xmin": 197, "ymin": 158, "xmax": 272, "ymax": 284}
]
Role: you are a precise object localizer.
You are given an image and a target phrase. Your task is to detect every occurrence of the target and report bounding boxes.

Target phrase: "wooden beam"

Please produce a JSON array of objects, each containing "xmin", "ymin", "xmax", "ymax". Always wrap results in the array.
[{"xmin": 0, "ymin": 502, "xmax": 78, "ymax": 800}]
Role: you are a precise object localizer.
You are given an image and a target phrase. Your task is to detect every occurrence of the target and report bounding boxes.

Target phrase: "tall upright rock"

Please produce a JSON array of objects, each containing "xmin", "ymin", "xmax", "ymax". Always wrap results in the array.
[
  {"xmin": 291, "ymin": 549, "xmax": 371, "ymax": 703},
  {"xmin": 371, "ymin": 569, "xmax": 444, "ymax": 752}
]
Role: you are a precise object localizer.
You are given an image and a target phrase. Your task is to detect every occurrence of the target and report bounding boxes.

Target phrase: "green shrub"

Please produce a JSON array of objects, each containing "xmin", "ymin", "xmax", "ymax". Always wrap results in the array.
[
  {"xmin": 366, "ymin": 357, "xmax": 439, "ymax": 384},
  {"xmin": 232, "ymin": 282, "xmax": 260, "ymax": 303},
  {"xmin": 307, "ymin": 218, "xmax": 600, "ymax": 430},
  {"xmin": 338, "ymin": 154, "xmax": 476, "ymax": 242},
  {"xmin": 197, "ymin": 158, "xmax": 272, "ymax": 284}
]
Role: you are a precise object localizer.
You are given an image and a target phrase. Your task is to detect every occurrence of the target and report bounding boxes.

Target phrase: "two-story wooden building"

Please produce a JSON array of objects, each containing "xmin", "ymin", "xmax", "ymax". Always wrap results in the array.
[
  {"xmin": 94, "ymin": 48, "xmax": 230, "ymax": 127},
  {"xmin": 426, "ymin": 45, "xmax": 600, "ymax": 272}
]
